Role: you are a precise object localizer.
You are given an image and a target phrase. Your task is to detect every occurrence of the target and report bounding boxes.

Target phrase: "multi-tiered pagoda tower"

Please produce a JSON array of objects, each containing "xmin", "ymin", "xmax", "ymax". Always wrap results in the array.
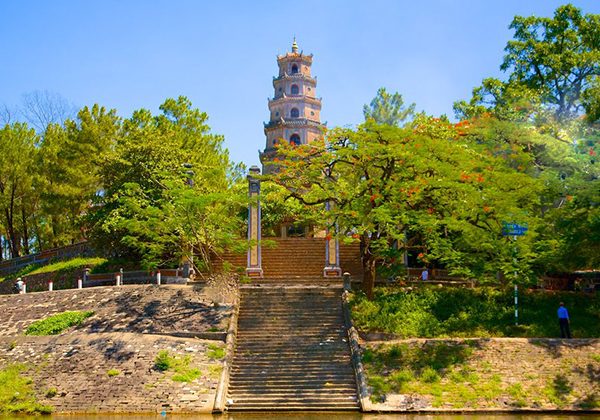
[{"xmin": 260, "ymin": 39, "xmax": 325, "ymax": 173}]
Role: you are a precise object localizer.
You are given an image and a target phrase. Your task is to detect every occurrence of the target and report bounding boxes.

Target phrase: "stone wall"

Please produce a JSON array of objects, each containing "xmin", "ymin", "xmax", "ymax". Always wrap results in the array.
[
  {"xmin": 0, "ymin": 268, "xmax": 85, "ymax": 295},
  {"xmin": 1, "ymin": 334, "xmax": 221, "ymax": 413},
  {"xmin": 0, "ymin": 242, "xmax": 91, "ymax": 277},
  {"xmin": 0, "ymin": 285, "xmax": 234, "ymax": 414}
]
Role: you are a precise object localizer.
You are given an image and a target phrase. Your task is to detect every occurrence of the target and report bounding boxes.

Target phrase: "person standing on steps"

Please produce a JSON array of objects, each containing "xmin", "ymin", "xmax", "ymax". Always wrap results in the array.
[
  {"xmin": 421, "ymin": 268, "xmax": 429, "ymax": 282},
  {"xmin": 557, "ymin": 302, "xmax": 571, "ymax": 339}
]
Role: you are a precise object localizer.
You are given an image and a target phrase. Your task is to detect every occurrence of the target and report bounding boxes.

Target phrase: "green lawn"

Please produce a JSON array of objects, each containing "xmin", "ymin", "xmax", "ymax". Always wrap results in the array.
[
  {"xmin": 1, "ymin": 257, "xmax": 107, "ymax": 283},
  {"xmin": 350, "ymin": 286, "xmax": 600, "ymax": 338}
]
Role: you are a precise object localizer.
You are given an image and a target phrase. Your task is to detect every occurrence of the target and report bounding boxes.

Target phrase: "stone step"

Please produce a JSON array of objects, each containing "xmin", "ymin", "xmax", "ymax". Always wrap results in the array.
[
  {"xmin": 230, "ymin": 383, "xmax": 356, "ymax": 396},
  {"xmin": 232, "ymin": 360, "xmax": 351, "ymax": 367},
  {"xmin": 228, "ymin": 286, "xmax": 358, "ymax": 412},
  {"xmin": 228, "ymin": 402, "xmax": 360, "ymax": 410}
]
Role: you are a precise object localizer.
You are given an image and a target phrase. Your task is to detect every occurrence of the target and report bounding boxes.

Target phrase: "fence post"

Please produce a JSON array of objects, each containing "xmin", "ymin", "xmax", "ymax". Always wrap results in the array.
[
  {"xmin": 156, "ymin": 270, "xmax": 161, "ymax": 286},
  {"xmin": 77, "ymin": 277, "xmax": 83, "ymax": 289},
  {"xmin": 22, "ymin": 281, "xmax": 26, "ymax": 294},
  {"xmin": 115, "ymin": 273, "xmax": 121, "ymax": 286},
  {"xmin": 48, "ymin": 280, "xmax": 53, "ymax": 291}
]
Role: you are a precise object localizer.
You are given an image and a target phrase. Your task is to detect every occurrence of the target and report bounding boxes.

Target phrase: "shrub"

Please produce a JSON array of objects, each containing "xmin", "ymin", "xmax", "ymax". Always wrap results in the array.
[
  {"xmin": 154, "ymin": 350, "xmax": 200, "ymax": 383},
  {"xmin": 107, "ymin": 369, "xmax": 120, "ymax": 377},
  {"xmin": 350, "ymin": 286, "xmax": 600, "ymax": 338},
  {"xmin": 25, "ymin": 311, "xmax": 94, "ymax": 336},
  {"xmin": 154, "ymin": 350, "xmax": 173, "ymax": 371}
]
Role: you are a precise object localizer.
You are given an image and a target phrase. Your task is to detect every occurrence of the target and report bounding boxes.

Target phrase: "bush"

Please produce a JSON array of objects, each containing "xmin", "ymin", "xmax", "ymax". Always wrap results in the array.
[
  {"xmin": 350, "ymin": 286, "xmax": 600, "ymax": 338},
  {"xmin": 154, "ymin": 350, "xmax": 173, "ymax": 371},
  {"xmin": 25, "ymin": 311, "xmax": 94, "ymax": 336}
]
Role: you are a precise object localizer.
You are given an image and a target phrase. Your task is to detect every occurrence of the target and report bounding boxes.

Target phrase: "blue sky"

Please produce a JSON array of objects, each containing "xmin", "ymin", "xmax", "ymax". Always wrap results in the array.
[{"xmin": 1, "ymin": 0, "xmax": 598, "ymax": 167}]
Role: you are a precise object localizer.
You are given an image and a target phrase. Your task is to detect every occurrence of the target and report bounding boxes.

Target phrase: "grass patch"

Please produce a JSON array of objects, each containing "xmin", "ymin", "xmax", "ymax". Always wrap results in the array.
[
  {"xmin": 27, "ymin": 257, "xmax": 107, "ymax": 276},
  {"xmin": 544, "ymin": 374, "xmax": 573, "ymax": 408},
  {"xmin": 25, "ymin": 311, "xmax": 94, "ymax": 336},
  {"xmin": 0, "ymin": 363, "xmax": 52, "ymax": 414},
  {"xmin": 106, "ymin": 369, "xmax": 120, "ymax": 377},
  {"xmin": 154, "ymin": 350, "xmax": 200, "ymax": 383},
  {"xmin": 350, "ymin": 286, "xmax": 600, "ymax": 338},
  {"xmin": 363, "ymin": 342, "xmax": 512, "ymax": 407},
  {"xmin": 592, "ymin": 354, "xmax": 600, "ymax": 363},
  {"xmin": 45, "ymin": 387, "xmax": 57, "ymax": 398},
  {"xmin": 207, "ymin": 344, "xmax": 225, "ymax": 360},
  {"xmin": 508, "ymin": 383, "xmax": 527, "ymax": 407}
]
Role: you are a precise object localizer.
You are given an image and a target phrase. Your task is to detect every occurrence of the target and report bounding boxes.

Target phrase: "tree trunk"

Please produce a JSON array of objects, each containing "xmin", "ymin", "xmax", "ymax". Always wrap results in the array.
[
  {"xmin": 5, "ymin": 207, "xmax": 19, "ymax": 259},
  {"xmin": 360, "ymin": 237, "xmax": 377, "ymax": 299},
  {"xmin": 362, "ymin": 256, "xmax": 377, "ymax": 300},
  {"xmin": 21, "ymin": 205, "xmax": 30, "ymax": 255}
]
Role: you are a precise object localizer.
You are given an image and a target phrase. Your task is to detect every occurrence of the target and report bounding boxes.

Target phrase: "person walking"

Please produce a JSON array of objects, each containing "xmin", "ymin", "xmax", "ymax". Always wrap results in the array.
[{"xmin": 557, "ymin": 302, "xmax": 571, "ymax": 339}]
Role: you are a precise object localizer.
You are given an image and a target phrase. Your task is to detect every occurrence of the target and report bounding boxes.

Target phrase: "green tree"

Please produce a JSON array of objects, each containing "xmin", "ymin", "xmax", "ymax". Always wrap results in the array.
[
  {"xmin": 87, "ymin": 96, "xmax": 240, "ymax": 270},
  {"xmin": 454, "ymin": 5, "xmax": 600, "ymax": 273},
  {"xmin": 0, "ymin": 123, "xmax": 38, "ymax": 258},
  {"xmin": 363, "ymin": 88, "xmax": 416, "ymax": 126},
  {"xmin": 271, "ymin": 118, "xmax": 541, "ymax": 298},
  {"xmin": 37, "ymin": 105, "xmax": 120, "ymax": 249},
  {"xmin": 501, "ymin": 4, "xmax": 599, "ymax": 121}
]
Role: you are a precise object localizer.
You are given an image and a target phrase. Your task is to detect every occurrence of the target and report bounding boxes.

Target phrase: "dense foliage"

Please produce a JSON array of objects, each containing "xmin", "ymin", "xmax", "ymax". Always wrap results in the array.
[
  {"xmin": 350, "ymin": 287, "xmax": 600, "ymax": 338},
  {"xmin": 271, "ymin": 118, "xmax": 542, "ymax": 297},
  {"xmin": 0, "ymin": 96, "xmax": 244, "ymax": 271}
]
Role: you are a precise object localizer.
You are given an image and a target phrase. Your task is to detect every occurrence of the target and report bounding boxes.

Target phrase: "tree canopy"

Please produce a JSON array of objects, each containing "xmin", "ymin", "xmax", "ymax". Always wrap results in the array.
[{"xmin": 271, "ymin": 117, "xmax": 541, "ymax": 297}]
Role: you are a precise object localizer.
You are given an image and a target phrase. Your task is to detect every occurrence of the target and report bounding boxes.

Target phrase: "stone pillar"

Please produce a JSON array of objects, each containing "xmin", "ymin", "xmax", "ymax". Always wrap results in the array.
[
  {"xmin": 246, "ymin": 165, "xmax": 263, "ymax": 278},
  {"xmin": 323, "ymin": 201, "xmax": 342, "ymax": 277}
]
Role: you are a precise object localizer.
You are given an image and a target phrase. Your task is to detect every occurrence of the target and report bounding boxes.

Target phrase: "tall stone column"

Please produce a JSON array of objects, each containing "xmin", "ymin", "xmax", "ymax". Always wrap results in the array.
[
  {"xmin": 323, "ymin": 201, "xmax": 342, "ymax": 277},
  {"xmin": 246, "ymin": 166, "xmax": 263, "ymax": 278}
]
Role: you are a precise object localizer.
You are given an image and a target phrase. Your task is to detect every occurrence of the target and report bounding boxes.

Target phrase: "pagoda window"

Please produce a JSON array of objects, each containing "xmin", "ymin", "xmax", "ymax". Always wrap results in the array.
[
  {"xmin": 290, "ymin": 108, "xmax": 300, "ymax": 118},
  {"xmin": 290, "ymin": 134, "xmax": 301, "ymax": 145},
  {"xmin": 291, "ymin": 64, "xmax": 299, "ymax": 74},
  {"xmin": 291, "ymin": 84, "xmax": 299, "ymax": 95}
]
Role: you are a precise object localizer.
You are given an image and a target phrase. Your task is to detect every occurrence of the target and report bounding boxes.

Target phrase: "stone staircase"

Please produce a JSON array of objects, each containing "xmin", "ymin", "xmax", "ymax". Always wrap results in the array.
[
  {"xmin": 215, "ymin": 238, "xmax": 363, "ymax": 280},
  {"xmin": 226, "ymin": 286, "xmax": 359, "ymax": 411}
]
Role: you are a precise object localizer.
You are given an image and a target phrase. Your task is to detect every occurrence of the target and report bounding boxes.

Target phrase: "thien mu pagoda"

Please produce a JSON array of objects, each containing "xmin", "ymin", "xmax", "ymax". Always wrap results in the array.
[{"xmin": 260, "ymin": 39, "xmax": 325, "ymax": 173}]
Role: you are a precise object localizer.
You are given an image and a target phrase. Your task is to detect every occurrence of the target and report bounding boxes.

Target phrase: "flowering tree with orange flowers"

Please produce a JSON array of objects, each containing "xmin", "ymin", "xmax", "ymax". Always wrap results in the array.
[{"xmin": 270, "ymin": 116, "xmax": 541, "ymax": 298}]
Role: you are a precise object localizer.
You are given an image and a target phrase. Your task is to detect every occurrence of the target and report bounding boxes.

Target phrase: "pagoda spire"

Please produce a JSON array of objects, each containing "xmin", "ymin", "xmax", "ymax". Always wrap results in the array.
[{"xmin": 292, "ymin": 37, "xmax": 298, "ymax": 53}]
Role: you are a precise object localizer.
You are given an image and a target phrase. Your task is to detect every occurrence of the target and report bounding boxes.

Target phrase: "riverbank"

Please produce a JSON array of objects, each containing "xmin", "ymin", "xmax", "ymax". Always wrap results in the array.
[
  {"xmin": 360, "ymin": 337, "xmax": 600, "ymax": 412},
  {"xmin": 0, "ymin": 285, "xmax": 232, "ymax": 414}
]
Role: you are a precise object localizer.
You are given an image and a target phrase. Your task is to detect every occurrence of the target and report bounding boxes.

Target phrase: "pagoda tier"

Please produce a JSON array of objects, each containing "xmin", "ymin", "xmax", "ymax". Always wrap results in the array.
[{"xmin": 260, "ymin": 39, "xmax": 325, "ymax": 173}]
